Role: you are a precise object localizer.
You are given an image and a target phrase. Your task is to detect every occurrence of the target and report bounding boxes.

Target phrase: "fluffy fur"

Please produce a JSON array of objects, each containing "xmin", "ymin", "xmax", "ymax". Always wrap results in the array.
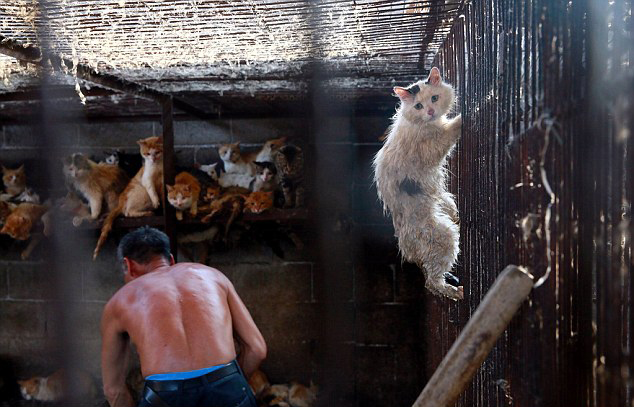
[
  {"xmin": 200, "ymin": 191, "xmax": 247, "ymax": 238},
  {"xmin": 167, "ymin": 171, "xmax": 201, "ymax": 220},
  {"xmin": 258, "ymin": 380, "xmax": 318, "ymax": 407},
  {"xmin": 18, "ymin": 369, "xmax": 96, "ymax": 402},
  {"xmin": 93, "ymin": 136, "xmax": 164, "ymax": 260},
  {"xmin": 219, "ymin": 142, "xmax": 255, "ymax": 176},
  {"xmin": 373, "ymin": 67, "xmax": 463, "ymax": 300},
  {"xmin": 1, "ymin": 165, "xmax": 26, "ymax": 200},
  {"xmin": 62, "ymin": 153, "xmax": 129, "ymax": 224},
  {"xmin": 199, "ymin": 162, "xmax": 255, "ymax": 189},
  {"xmin": 244, "ymin": 191, "xmax": 274, "ymax": 214}
]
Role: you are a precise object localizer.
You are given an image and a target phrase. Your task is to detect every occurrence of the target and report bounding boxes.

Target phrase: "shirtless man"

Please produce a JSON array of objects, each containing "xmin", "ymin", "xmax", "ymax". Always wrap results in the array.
[{"xmin": 101, "ymin": 226, "xmax": 266, "ymax": 407}]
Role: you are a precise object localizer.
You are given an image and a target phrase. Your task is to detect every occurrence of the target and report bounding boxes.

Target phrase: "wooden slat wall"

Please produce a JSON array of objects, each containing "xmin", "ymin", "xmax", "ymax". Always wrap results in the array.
[{"xmin": 427, "ymin": 0, "xmax": 633, "ymax": 405}]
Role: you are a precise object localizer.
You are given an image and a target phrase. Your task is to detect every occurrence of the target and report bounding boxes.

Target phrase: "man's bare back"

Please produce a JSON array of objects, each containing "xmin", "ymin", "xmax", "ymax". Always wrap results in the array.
[
  {"xmin": 105, "ymin": 263, "xmax": 237, "ymax": 377},
  {"xmin": 101, "ymin": 227, "xmax": 265, "ymax": 407}
]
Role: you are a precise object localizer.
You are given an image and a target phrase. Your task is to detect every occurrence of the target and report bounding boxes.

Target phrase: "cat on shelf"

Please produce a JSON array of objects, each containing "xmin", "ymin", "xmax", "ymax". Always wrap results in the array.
[
  {"xmin": 243, "ymin": 136, "xmax": 288, "ymax": 163},
  {"xmin": 0, "ymin": 202, "xmax": 49, "ymax": 241},
  {"xmin": 55, "ymin": 192, "xmax": 91, "ymax": 226},
  {"xmin": 62, "ymin": 153, "xmax": 129, "ymax": 225},
  {"xmin": 0, "ymin": 164, "xmax": 27, "ymax": 201},
  {"xmin": 93, "ymin": 136, "xmax": 164, "ymax": 260},
  {"xmin": 274, "ymin": 144, "xmax": 305, "ymax": 208},
  {"xmin": 218, "ymin": 141, "xmax": 256, "ymax": 176},
  {"xmin": 18, "ymin": 369, "xmax": 96, "ymax": 402},
  {"xmin": 166, "ymin": 171, "xmax": 201, "ymax": 220},
  {"xmin": 101, "ymin": 149, "xmax": 144, "ymax": 178},
  {"xmin": 200, "ymin": 189, "xmax": 247, "ymax": 239},
  {"xmin": 252, "ymin": 161, "xmax": 278, "ymax": 193},
  {"xmin": 373, "ymin": 67, "xmax": 463, "ymax": 300},
  {"xmin": 243, "ymin": 191, "xmax": 274, "ymax": 215},
  {"xmin": 15, "ymin": 187, "xmax": 40, "ymax": 204}
]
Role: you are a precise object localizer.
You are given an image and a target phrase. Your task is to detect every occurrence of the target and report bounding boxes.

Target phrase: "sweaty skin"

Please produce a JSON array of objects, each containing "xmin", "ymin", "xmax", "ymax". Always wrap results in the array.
[{"xmin": 101, "ymin": 259, "xmax": 266, "ymax": 407}]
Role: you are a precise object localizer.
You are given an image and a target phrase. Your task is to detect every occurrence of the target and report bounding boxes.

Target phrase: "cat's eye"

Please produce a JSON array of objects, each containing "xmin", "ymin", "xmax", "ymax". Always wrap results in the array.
[
  {"xmin": 431, "ymin": 95, "xmax": 439, "ymax": 103},
  {"xmin": 414, "ymin": 103, "xmax": 423, "ymax": 110}
]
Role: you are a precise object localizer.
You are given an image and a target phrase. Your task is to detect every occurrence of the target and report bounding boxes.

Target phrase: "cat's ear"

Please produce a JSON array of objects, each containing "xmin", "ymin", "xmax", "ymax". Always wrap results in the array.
[
  {"xmin": 427, "ymin": 67, "xmax": 442, "ymax": 86},
  {"xmin": 394, "ymin": 87, "xmax": 414, "ymax": 103},
  {"xmin": 254, "ymin": 161, "xmax": 264, "ymax": 167},
  {"xmin": 166, "ymin": 184, "xmax": 174, "ymax": 192},
  {"xmin": 17, "ymin": 164, "xmax": 24, "ymax": 172}
]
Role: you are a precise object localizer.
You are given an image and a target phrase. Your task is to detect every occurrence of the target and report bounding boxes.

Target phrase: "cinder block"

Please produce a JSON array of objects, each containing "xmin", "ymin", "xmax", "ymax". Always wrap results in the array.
[
  {"xmin": 313, "ymin": 116, "xmax": 352, "ymax": 143},
  {"xmin": 78, "ymin": 122, "xmax": 154, "ymax": 147},
  {"xmin": 0, "ymin": 301, "xmax": 46, "ymax": 338},
  {"xmin": 8, "ymin": 263, "xmax": 54, "ymax": 300},
  {"xmin": 393, "ymin": 344, "xmax": 425, "ymax": 404},
  {"xmin": 224, "ymin": 263, "xmax": 312, "ymax": 304},
  {"xmin": 394, "ymin": 263, "xmax": 426, "ymax": 302},
  {"xmin": 354, "ymin": 264, "xmax": 394, "ymax": 303},
  {"xmin": 313, "ymin": 264, "xmax": 353, "ymax": 303},
  {"xmin": 352, "ymin": 182, "xmax": 387, "ymax": 225},
  {"xmin": 173, "ymin": 147, "xmax": 196, "ymax": 168},
  {"xmin": 174, "ymin": 120, "xmax": 232, "ymax": 145},
  {"xmin": 355, "ymin": 304, "xmax": 420, "ymax": 345},
  {"xmin": 230, "ymin": 118, "xmax": 306, "ymax": 143},
  {"xmin": 259, "ymin": 338, "xmax": 315, "ymax": 384},
  {"xmin": 4, "ymin": 124, "xmax": 79, "ymax": 147},
  {"xmin": 353, "ymin": 144, "xmax": 380, "ymax": 183},
  {"xmin": 248, "ymin": 302, "xmax": 320, "ymax": 344},
  {"xmin": 83, "ymin": 259, "xmax": 124, "ymax": 302},
  {"xmin": 355, "ymin": 345, "xmax": 396, "ymax": 407},
  {"xmin": 194, "ymin": 146, "xmax": 220, "ymax": 165},
  {"xmin": 0, "ymin": 149, "xmax": 44, "ymax": 166}
]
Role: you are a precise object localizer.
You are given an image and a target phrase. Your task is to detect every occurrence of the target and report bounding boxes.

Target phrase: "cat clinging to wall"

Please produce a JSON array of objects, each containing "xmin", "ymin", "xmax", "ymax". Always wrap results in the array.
[{"xmin": 373, "ymin": 67, "xmax": 463, "ymax": 300}]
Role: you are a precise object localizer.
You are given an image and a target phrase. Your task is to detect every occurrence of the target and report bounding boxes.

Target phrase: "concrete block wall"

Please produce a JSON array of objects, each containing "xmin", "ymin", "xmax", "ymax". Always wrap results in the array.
[{"xmin": 0, "ymin": 115, "xmax": 428, "ymax": 407}]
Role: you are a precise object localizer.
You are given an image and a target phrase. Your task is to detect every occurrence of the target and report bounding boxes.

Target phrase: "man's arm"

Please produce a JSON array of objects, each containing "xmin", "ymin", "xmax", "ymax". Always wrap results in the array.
[
  {"xmin": 226, "ymin": 280, "xmax": 267, "ymax": 377},
  {"xmin": 101, "ymin": 301, "xmax": 134, "ymax": 407}
]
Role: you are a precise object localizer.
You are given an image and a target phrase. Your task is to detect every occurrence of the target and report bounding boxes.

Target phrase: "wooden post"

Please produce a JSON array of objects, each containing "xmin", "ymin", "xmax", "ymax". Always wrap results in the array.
[{"xmin": 413, "ymin": 265, "xmax": 534, "ymax": 407}]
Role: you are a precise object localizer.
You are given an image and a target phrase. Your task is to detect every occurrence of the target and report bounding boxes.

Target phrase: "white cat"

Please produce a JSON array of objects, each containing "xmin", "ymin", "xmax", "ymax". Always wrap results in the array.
[{"xmin": 373, "ymin": 67, "xmax": 463, "ymax": 300}]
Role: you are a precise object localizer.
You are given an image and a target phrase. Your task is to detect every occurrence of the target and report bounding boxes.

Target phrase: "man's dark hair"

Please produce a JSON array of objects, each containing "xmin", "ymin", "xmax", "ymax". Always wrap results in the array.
[{"xmin": 117, "ymin": 226, "xmax": 171, "ymax": 269}]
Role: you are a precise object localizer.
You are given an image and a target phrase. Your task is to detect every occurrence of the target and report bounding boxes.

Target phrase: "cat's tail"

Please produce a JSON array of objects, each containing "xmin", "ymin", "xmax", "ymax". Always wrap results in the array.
[{"xmin": 93, "ymin": 205, "xmax": 122, "ymax": 260}]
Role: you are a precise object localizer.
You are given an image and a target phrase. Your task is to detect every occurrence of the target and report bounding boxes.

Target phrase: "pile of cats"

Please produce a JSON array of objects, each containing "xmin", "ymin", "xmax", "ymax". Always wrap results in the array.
[
  {"xmin": 249, "ymin": 369, "xmax": 318, "ymax": 407},
  {"xmin": 373, "ymin": 67, "xmax": 464, "ymax": 300}
]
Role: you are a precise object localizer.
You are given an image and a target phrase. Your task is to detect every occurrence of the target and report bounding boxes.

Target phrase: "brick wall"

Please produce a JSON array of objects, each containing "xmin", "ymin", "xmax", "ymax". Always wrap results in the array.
[{"xmin": 0, "ymin": 115, "xmax": 427, "ymax": 407}]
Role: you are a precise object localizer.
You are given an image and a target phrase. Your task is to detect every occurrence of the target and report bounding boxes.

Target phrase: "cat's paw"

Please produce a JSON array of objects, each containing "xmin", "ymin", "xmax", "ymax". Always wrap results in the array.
[
  {"xmin": 151, "ymin": 197, "xmax": 160, "ymax": 209},
  {"xmin": 452, "ymin": 114, "xmax": 462, "ymax": 129},
  {"xmin": 72, "ymin": 216, "xmax": 84, "ymax": 227},
  {"xmin": 175, "ymin": 211, "xmax": 183, "ymax": 221}
]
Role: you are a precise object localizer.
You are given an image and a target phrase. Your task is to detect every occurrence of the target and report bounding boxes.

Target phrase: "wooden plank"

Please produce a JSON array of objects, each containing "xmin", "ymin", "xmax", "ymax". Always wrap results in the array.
[{"xmin": 161, "ymin": 97, "xmax": 177, "ymax": 260}]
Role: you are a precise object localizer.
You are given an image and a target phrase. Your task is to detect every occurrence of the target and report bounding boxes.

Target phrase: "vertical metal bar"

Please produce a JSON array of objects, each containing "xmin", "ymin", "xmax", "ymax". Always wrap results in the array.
[{"xmin": 161, "ymin": 97, "xmax": 177, "ymax": 260}]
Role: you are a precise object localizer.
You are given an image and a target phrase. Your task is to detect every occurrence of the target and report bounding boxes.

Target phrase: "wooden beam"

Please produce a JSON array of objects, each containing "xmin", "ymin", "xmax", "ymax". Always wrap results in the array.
[
  {"xmin": 161, "ymin": 97, "xmax": 178, "ymax": 260},
  {"xmin": 412, "ymin": 265, "xmax": 534, "ymax": 407},
  {"xmin": 0, "ymin": 34, "xmax": 217, "ymax": 120},
  {"xmin": 0, "ymin": 86, "xmax": 117, "ymax": 101}
]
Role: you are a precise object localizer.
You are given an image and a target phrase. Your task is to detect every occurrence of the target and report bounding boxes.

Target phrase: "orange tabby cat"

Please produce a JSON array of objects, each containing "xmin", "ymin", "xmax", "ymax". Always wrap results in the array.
[
  {"xmin": 1, "ymin": 164, "xmax": 26, "ymax": 200},
  {"xmin": 93, "ymin": 136, "xmax": 164, "ymax": 260},
  {"xmin": 0, "ymin": 200, "xmax": 15, "ymax": 225},
  {"xmin": 167, "ymin": 171, "xmax": 201, "ymax": 220},
  {"xmin": 18, "ymin": 369, "xmax": 96, "ymax": 402},
  {"xmin": 62, "ymin": 153, "xmax": 129, "ymax": 224},
  {"xmin": 248, "ymin": 369, "xmax": 270, "ymax": 398},
  {"xmin": 243, "ymin": 191, "xmax": 274, "ymax": 214},
  {"xmin": 0, "ymin": 202, "xmax": 48, "ymax": 240},
  {"xmin": 201, "ymin": 192, "xmax": 246, "ymax": 238}
]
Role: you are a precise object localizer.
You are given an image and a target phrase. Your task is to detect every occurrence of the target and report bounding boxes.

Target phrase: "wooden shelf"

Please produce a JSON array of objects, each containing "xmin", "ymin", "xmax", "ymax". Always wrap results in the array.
[{"xmin": 75, "ymin": 208, "xmax": 309, "ymax": 230}]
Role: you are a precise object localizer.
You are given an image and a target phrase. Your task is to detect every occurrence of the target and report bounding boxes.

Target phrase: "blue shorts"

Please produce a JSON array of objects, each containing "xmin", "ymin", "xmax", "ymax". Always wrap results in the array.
[{"xmin": 138, "ymin": 360, "xmax": 257, "ymax": 407}]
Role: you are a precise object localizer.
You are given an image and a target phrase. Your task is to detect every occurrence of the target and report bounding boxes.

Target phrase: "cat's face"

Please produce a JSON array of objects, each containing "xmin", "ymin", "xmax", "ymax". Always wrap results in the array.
[
  {"xmin": 262, "ymin": 137, "xmax": 287, "ymax": 155},
  {"xmin": 275, "ymin": 146, "xmax": 302, "ymax": 174},
  {"xmin": 1, "ymin": 214, "xmax": 30, "ymax": 240},
  {"xmin": 62, "ymin": 154, "xmax": 91, "ymax": 179},
  {"xmin": 394, "ymin": 67, "xmax": 455, "ymax": 124},
  {"xmin": 2, "ymin": 165, "xmax": 25, "ymax": 188},
  {"xmin": 18, "ymin": 378, "xmax": 40, "ymax": 400},
  {"xmin": 204, "ymin": 186, "xmax": 222, "ymax": 202},
  {"xmin": 166, "ymin": 184, "xmax": 193, "ymax": 210},
  {"xmin": 254, "ymin": 162, "xmax": 277, "ymax": 182},
  {"xmin": 104, "ymin": 151, "xmax": 119, "ymax": 165},
  {"xmin": 138, "ymin": 137, "xmax": 163, "ymax": 163},
  {"xmin": 244, "ymin": 191, "xmax": 273, "ymax": 214},
  {"xmin": 218, "ymin": 142, "xmax": 241, "ymax": 163}
]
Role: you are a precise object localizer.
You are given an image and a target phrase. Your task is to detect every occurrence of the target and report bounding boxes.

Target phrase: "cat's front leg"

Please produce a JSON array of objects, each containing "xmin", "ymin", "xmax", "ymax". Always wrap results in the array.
[
  {"xmin": 148, "ymin": 186, "xmax": 161, "ymax": 209},
  {"xmin": 175, "ymin": 210, "xmax": 183, "ymax": 221},
  {"xmin": 446, "ymin": 114, "xmax": 462, "ymax": 142},
  {"xmin": 88, "ymin": 195, "xmax": 103, "ymax": 219}
]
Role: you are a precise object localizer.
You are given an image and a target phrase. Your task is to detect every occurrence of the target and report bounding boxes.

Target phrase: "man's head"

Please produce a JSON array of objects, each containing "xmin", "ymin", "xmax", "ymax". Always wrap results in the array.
[{"xmin": 117, "ymin": 226, "xmax": 174, "ymax": 283}]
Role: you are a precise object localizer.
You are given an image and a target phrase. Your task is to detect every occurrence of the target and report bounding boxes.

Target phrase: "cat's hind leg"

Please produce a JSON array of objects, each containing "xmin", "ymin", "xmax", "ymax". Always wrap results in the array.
[
  {"xmin": 439, "ymin": 191, "xmax": 459, "ymax": 224},
  {"xmin": 417, "ymin": 214, "xmax": 462, "ymax": 300}
]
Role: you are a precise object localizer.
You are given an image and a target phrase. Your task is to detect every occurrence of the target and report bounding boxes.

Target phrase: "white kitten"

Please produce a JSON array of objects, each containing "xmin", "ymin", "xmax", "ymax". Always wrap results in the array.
[{"xmin": 373, "ymin": 67, "xmax": 463, "ymax": 300}]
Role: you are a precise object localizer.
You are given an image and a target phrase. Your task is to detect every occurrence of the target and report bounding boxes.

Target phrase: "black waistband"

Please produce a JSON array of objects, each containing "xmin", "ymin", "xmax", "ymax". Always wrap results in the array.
[{"xmin": 146, "ymin": 361, "xmax": 239, "ymax": 392}]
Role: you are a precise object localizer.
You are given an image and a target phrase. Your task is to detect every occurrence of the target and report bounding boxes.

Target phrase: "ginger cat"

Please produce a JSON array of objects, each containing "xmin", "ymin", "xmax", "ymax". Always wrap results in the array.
[
  {"xmin": 93, "ymin": 136, "xmax": 164, "ymax": 260},
  {"xmin": 167, "ymin": 171, "xmax": 201, "ymax": 220},
  {"xmin": 0, "ymin": 200, "xmax": 15, "ymax": 226},
  {"xmin": 201, "ymin": 191, "xmax": 246, "ymax": 238},
  {"xmin": 218, "ymin": 142, "xmax": 255, "ymax": 176},
  {"xmin": 0, "ymin": 202, "xmax": 48, "ymax": 241},
  {"xmin": 1, "ymin": 165, "xmax": 27, "ymax": 200},
  {"xmin": 243, "ymin": 191, "xmax": 274, "ymax": 214},
  {"xmin": 18, "ymin": 369, "xmax": 96, "ymax": 402},
  {"xmin": 62, "ymin": 153, "xmax": 129, "ymax": 224}
]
